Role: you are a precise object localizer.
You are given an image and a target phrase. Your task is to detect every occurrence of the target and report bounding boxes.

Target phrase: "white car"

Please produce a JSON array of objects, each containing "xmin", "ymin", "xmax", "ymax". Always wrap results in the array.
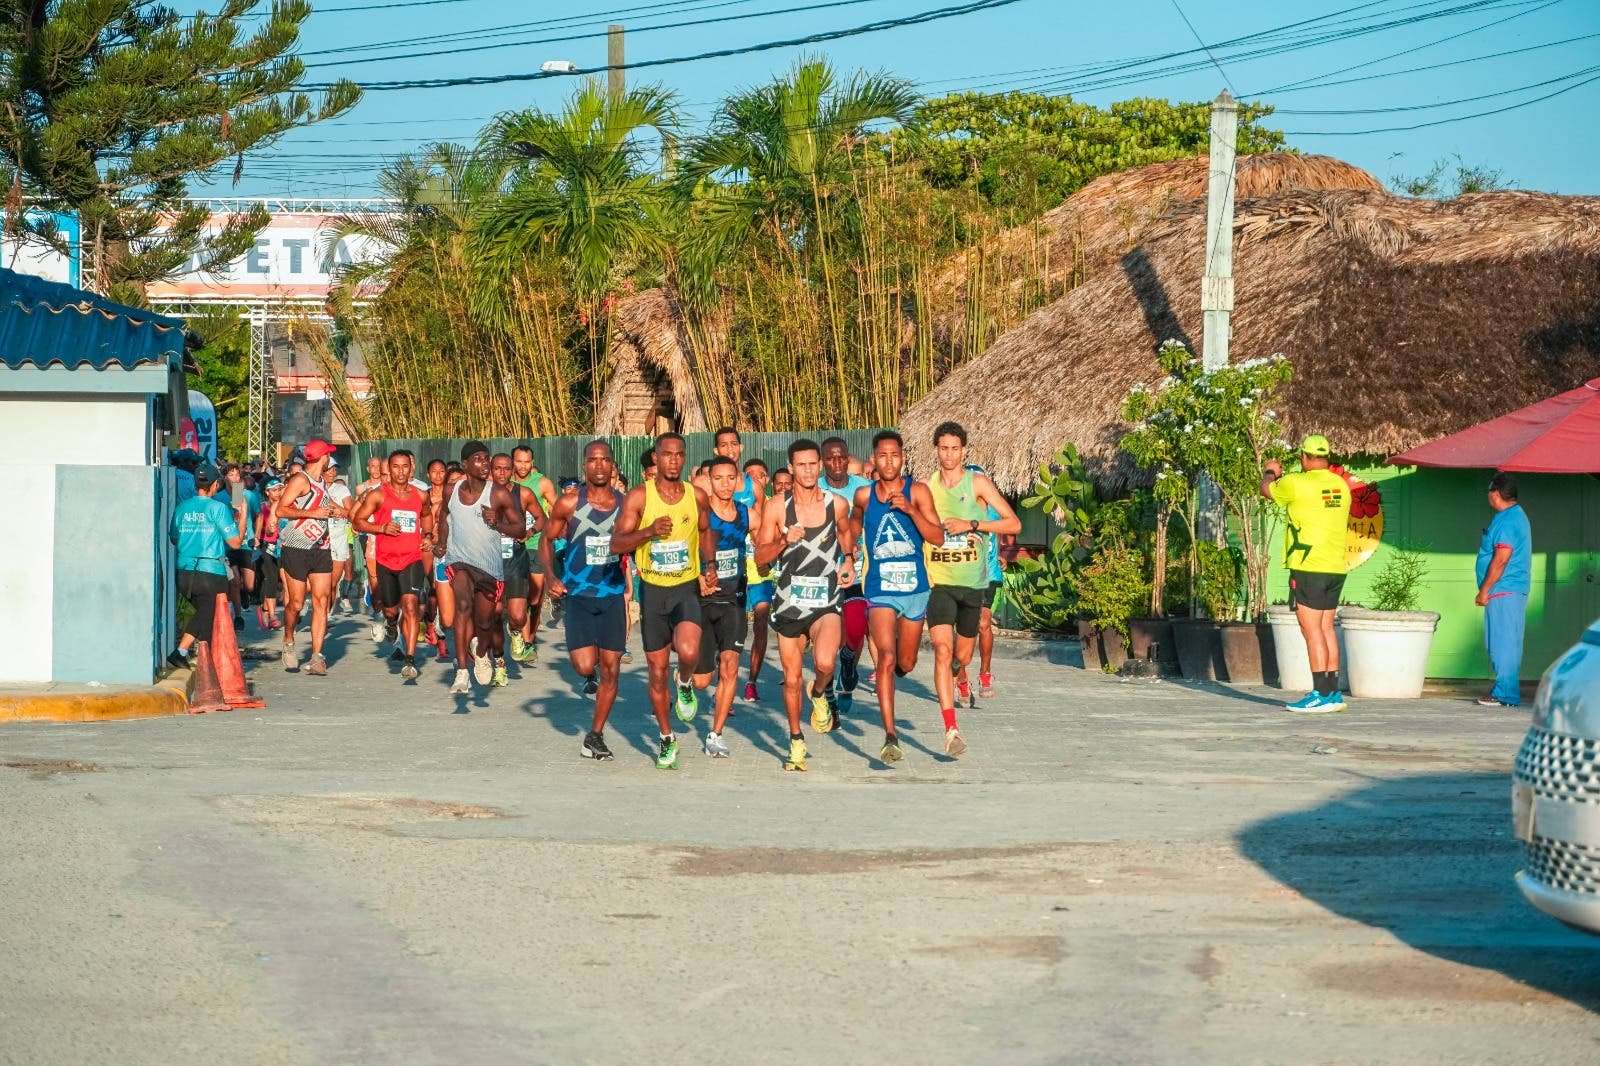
[{"xmin": 1512, "ymin": 617, "xmax": 1600, "ymax": 933}]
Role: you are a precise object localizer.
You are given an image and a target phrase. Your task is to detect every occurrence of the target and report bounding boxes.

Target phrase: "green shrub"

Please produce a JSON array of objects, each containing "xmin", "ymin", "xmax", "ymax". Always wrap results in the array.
[
  {"xmin": 1367, "ymin": 544, "xmax": 1430, "ymax": 612},
  {"xmin": 1076, "ymin": 545, "xmax": 1149, "ymax": 640}
]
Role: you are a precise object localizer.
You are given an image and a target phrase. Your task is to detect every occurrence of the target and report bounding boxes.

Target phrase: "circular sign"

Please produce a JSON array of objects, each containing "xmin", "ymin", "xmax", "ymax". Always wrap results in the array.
[{"xmin": 1331, "ymin": 464, "xmax": 1383, "ymax": 569}]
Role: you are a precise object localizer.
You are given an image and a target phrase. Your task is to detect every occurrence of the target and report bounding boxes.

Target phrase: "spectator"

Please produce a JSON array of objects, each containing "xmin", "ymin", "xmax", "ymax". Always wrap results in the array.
[{"xmin": 1474, "ymin": 471, "xmax": 1532, "ymax": 708}]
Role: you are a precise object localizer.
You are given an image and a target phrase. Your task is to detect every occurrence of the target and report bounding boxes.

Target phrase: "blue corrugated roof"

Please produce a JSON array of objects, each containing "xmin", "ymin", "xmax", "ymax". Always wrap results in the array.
[{"xmin": 1, "ymin": 267, "xmax": 186, "ymax": 371}]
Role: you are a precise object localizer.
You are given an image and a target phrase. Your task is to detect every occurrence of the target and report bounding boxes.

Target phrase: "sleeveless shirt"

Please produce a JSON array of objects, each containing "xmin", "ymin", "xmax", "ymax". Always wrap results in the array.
[
  {"xmin": 373, "ymin": 482, "xmax": 425, "ymax": 570},
  {"xmin": 442, "ymin": 479, "xmax": 505, "ymax": 578},
  {"xmin": 704, "ymin": 500, "xmax": 749, "ymax": 605},
  {"xmin": 924, "ymin": 469, "xmax": 989, "ymax": 588},
  {"xmin": 773, "ymin": 492, "xmax": 842, "ymax": 623},
  {"xmin": 862, "ymin": 479, "xmax": 930, "ymax": 598},
  {"xmin": 561, "ymin": 486, "xmax": 626, "ymax": 598},
  {"xmin": 634, "ymin": 479, "xmax": 700, "ymax": 588},
  {"xmin": 279, "ymin": 477, "xmax": 330, "ymax": 550}
]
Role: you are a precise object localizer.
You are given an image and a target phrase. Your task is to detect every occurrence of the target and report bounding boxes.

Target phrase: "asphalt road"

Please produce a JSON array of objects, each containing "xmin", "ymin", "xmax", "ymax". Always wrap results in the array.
[{"xmin": 1, "ymin": 612, "xmax": 1596, "ymax": 1064}]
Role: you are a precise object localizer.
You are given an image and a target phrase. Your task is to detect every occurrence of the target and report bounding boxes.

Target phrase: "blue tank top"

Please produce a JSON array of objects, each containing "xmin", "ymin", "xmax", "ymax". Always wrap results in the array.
[
  {"xmin": 862, "ymin": 480, "xmax": 930, "ymax": 598},
  {"xmin": 560, "ymin": 486, "xmax": 625, "ymax": 598},
  {"xmin": 705, "ymin": 501, "xmax": 749, "ymax": 604},
  {"xmin": 733, "ymin": 473, "xmax": 758, "ymax": 510}
]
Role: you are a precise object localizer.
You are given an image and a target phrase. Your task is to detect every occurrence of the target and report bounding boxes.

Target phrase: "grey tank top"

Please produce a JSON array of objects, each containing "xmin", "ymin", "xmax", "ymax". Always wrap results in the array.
[
  {"xmin": 773, "ymin": 491, "xmax": 842, "ymax": 623},
  {"xmin": 442, "ymin": 479, "xmax": 505, "ymax": 578}
]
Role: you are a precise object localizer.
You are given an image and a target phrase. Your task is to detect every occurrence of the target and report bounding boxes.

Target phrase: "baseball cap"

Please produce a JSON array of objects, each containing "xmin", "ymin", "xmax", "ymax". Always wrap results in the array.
[
  {"xmin": 264, "ymin": 477, "xmax": 283, "ymax": 490},
  {"xmin": 1300, "ymin": 434, "xmax": 1331, "ymax": 457},
  {"xmin": 194, "ymin": 463, "xmax": 221, "ymax": 485},
  {"xmin": 461, "ymin": 440, "xmax": 488, "ymax": 461},
  {"xmin": 303, "ymin": 439, "xmax": 337, "ymax": 462}
]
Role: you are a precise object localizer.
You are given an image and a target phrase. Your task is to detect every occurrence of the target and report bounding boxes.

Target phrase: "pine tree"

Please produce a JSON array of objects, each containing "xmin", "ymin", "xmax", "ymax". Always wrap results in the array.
[{"xmin": 0, "ymin": 0, "xmax": 360, "ymax": 303}]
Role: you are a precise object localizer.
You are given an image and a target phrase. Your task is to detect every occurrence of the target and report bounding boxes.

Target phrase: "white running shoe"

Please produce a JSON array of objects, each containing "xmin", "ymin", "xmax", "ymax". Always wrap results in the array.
[
  {"xmin": 339, "ymin": 597, "xmax": 354, "ymax": 615},
  {"xmin": 450, "ymin": 668, "xmax": 470, "ymax": 694},
  {"xmin": 369, "ymin": 620, "xmax": 385, "ymax": 642},
  {"xmin": 704, "ymin": 732, "xmax": 730, "ymax": 758},
  {"xmin": 472, "ymin": 645, "xmax": 492, "ymax": 686},
  {"xmin": 281, "ymin": 642, "xmax": 298, "ymax": 672}
]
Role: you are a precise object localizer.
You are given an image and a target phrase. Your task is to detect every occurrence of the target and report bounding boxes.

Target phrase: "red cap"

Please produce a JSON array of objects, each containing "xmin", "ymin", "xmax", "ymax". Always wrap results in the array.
[{"xmin": 303, "ymin": 439, "xmax": 336, "ymax": 462}]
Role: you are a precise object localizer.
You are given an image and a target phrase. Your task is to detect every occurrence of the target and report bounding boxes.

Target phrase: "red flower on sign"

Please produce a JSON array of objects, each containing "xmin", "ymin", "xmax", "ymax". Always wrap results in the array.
[{"xmin": 1330, "ymin": 464, "xmax": 1382, "ymax": 519}]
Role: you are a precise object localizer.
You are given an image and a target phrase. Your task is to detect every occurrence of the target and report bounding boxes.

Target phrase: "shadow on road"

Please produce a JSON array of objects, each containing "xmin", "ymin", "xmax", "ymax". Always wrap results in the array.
[{"xmin": 1237, "ymin": 770, "xmax": 1600, "ymax": 1012}]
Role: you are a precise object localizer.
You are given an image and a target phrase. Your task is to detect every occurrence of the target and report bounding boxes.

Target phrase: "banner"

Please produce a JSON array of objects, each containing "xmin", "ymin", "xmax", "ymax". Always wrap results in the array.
[
  {"xmin": 146, "ymin": 212, "xmax": 386, "ymax": 302},
  {"xmin": 186, "ymin": 390, "xmax": 219, "ymax": 462}
]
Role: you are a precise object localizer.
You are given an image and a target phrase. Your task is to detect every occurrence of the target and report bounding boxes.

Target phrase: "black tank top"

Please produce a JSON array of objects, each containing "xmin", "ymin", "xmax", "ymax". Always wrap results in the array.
[{"xmin": 773, "ymin": 492, "xmax": 841, "ymax": 623}]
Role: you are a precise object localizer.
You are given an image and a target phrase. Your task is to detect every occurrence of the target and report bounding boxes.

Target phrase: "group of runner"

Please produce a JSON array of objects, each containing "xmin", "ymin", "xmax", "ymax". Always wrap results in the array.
[{"xmin": 170, "ymin": 423, "xmax": 1020, "ymax": 771}]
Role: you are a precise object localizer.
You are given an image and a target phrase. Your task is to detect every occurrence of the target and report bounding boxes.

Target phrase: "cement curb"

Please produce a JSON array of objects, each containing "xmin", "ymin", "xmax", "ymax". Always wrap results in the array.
[{"xmin": 0, "ymin": 670, "xmax": 194, "ymax": 723}]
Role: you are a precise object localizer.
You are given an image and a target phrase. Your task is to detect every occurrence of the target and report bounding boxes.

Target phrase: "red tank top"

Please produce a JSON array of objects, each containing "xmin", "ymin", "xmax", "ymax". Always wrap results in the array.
[{"xmin": 374, "ymin": 482, "xmax": 425, "ymax": 569}]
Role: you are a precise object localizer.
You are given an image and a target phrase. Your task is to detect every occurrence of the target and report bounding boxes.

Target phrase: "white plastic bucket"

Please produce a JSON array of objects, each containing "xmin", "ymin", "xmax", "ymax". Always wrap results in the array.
[{"xmin": 1340, "ymin": 608, "xmax": 1440, "ymax": 699}]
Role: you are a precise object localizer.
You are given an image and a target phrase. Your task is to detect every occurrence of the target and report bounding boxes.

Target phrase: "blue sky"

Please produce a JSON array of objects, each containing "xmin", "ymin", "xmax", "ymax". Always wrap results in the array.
[{"xmin": 222, "ymin": 0, "xmax": 1600, "ymax": 198}]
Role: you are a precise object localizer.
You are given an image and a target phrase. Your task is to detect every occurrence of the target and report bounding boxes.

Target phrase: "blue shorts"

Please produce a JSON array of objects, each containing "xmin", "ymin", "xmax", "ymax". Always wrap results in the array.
[
  {"xmin": 746, "ymin": 580, "xmax": 775, "ymax": 612},
  {"xmin": 867, "ymin": 589, "xmax": 930, "ymax": 622}
]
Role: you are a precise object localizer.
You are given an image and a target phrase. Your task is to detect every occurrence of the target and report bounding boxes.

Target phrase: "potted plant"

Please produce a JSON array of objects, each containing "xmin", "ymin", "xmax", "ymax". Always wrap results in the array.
[
  {"xmin": 1076, "ymin": 544, "xmax": 1150, "ymax": 672},
  {"xmin": 1341, "ymin": 544, "xmax": 1439, "ymax": 698}
]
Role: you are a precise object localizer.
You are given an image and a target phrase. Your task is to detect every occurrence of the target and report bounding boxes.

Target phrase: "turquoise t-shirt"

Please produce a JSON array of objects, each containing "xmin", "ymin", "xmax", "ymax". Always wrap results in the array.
[
  {"xmin": 1476, "ymin": 503, "xmax": 1532, "ymax": 596},
  {"xmin": 171, "ymin": 495, "xmax": 239, "ymax": 576}
]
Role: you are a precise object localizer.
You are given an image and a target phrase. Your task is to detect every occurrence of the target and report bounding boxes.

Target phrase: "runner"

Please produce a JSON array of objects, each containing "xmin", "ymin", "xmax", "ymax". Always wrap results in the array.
[
  {"xmin": 740, "ymin": 458, "xmax": 775, "ymax": 703},
  {"xmin": 166, "ymin": 463, "xmax": 244, "ymax": 669},
  {"xmin": 496, "ymin": 452, "xmax": 548, "ymax": 672},
  {"xmin": 422, "ymin": 459, "xmax": 455, "ymax": 661},
  {"xmin": 352, "ymin": 449, "xmax": 428, "ymax": 681},
  {"xmin": 256, "ymin": 477, "xmax": 285, "ymax": 630},
  {"xmin": 356, "ymin": 454, "xmax": 385, "ymax": 618},
  {"xmin": 820, "ymin": 436, "xmax": 874, "ymax": 712},
  {"xmin": 541, "ymin": 441, "xmax": 628, "ymax": 761},
  {"xmin": 432, "ymin": 442, "xmax": 525, "ymax": 694},
  {"xmin": 323, "ymin": 458, "xmax": 357, "ymax": 621},
  {"xmin": 922, "ymin": 422, "xmax": 1021, "ymax": 756},
  {"xmin": 275, "ymin": 439, "xmax": 341, "ymax": 676},
  {"xmin": 693, "ymin": 456, "xmax": 750, "ymax": 758},
  {"xmin": 511, "ymin": 445, "xmax": 557, "ymax": 664},
  {"xmin": 771, "ymin": 468, "xmax": 792, "ymax": 497},
  {"xmin": 853, "ymin": 430, "xmax": 946, "ymax": 763},
  {"xmin": 956, "ymin": 463, "xmax": 1008, "ymax": 702},
  {"xmin": 754, "ymin": 438, "xmax": 856, "ymax": 772},
  {"xmin": 609, "ymin": 432, "xmax": 716, "ymax": 770}
]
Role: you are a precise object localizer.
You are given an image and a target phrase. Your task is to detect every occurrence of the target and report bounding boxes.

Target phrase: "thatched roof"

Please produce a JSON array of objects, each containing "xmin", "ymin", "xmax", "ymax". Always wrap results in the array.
[
  {"xmin": 595, "ymin": 286, "xmax": 708, "ymax": 436},
  {"xmin": 902, "ymin": 185, "xmax": 1600, "ymax": 494}
]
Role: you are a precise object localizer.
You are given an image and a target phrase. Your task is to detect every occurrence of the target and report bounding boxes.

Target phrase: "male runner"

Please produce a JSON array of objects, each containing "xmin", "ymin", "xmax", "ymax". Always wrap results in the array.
[
  {"xmin": 771, "ymin": 468, "xmax": 792, "ymax": 496},
  {"xmin": 542, "ymin": 441, "xmax": 628, "ymax": 761},
  {"xmin": 323, "ymin": 458, "xmax": 356, "ymax": 619},
  {"xmin": 922, "ymin": 422, "xmax": 1021, "ymax": 756},
  {"xmin": 956, "ymin": 463, "xmax": 1007, "ymax": 702},
  {"xmin": 694, "ymin": 456, "xmax": 750, "ymax": 758},
  {"xmin": 853, "ymin": 430, "xmax": 946, "ymax": 763},
  {"xmin": 495, "ymin": 452, "xmax": 548, "ymax": 671},
  {"xmin": 275, "ymin": 439, "xmax": 341, "ymax": 675},
  {"xmin": 755, "ymin": 438, "xmax": 855, "ymax": 772},
  {"xmin": 422, "ymin": 458, "xmax": 455, "ymax": 660},
  {"xmin": 432, "ymin": 442, "xmax": 525, "ymax": 694},
  {"xmin": 610, "ymin": 432, "xmax": 716, "ymax": 770},
  {"xmin": 740, "ymin": 458, "xmax": 775, "ymax": 703},
  {"xmin": 353, "ymin": 449, "xmax": 428, "ymax": 681},
  {"xmin": 511, "ymin": 444, "xmax": 557, "ymax": 664},
  {"xmin": 820, "ymin": 436, "xmax": 874, "ymax": 711},
  {"xmin": 356, "ymin": 454, "xmax": 385, "ymax": 617}
]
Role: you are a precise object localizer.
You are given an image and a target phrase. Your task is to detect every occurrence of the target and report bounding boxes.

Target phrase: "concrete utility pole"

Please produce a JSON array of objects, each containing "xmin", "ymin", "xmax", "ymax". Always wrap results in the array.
[
  {"xmin": 607, "ymin": 25, "xmax": 625, "ymax": 103},
  {"xmin": 1201, "ymin": 89, "xmax": 1237, "ymax": 371}
]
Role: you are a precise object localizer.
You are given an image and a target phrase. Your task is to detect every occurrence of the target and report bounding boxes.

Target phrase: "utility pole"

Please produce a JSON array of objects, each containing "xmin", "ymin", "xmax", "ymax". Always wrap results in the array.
[
  {"xmin": 607, "ymin": 25, "xmax": 625, "ymax": 104},
  {"xmin": 1198, "ymin": 89, "xmax": 1238, "ymax": 558}
]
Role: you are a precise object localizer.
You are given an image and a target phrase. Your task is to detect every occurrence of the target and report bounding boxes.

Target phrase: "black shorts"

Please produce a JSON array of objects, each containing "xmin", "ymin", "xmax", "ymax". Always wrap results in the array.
[
  {"xmin": 447, "ymin": 562, "xmax": 504, "ymax": 603},
  {"xmin": 840, "ymin": 583, "xmax": 865, "ymax": 602},
  {"xmin": 377, "ymin": 560, "xmax": 428, "ymax": 608},
  {"xmin": 696, "ymin": 599, "xmax": 748, "ymax": 673},
  {"xmin": 773, "ymin": 608, "xmax": 837, "ymax": 641},
  {"xmin": 1289, "ymin": 570, "xmax": 1346, "ymax": 612},
  {"xmin": 280, "ymin": 546, "xmax": 333, "ymax": 582},
  {"xmin": 564, "ymin": 594, "xmax": 627, "ymax": 653},
  {"xmin": 177, "ymin": 568, "xmax": 230, "ymax": 641},
  {"xmin": 640, "ymin": 580, "xmax": 702, "ymax": 653},
  {"xmin": 927, "ymin": 584, "xmax": 985, "ymax": 638},
  {"xmin": 226, "ymin": 548, "xmax": 253, "ymax": 571},
  {"xmin": 982, "ymin": 579, "xmax": 1001, "ymax": 610},
  {"xmin": 504, "ymin": 543, "xmax": 531, "ymax": 594},
  {"xmin": 258, "ymin": 552, "xmax": 282, "ymax": 601}
]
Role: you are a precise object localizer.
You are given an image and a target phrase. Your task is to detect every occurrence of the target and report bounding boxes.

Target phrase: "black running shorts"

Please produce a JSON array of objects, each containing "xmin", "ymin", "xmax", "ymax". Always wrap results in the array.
[
  {"xmin": 773, "ymin": 607, "xmax": 838, "ymax": 641},
  {"xmin": 1289, "ymin": 570, "xmax": 1346, "ymax": 612},
  {"xmin": 639, "ymin": 579, "xmax": 702, "ymax": 653},
  {"xmin": 377, "ymin": 560, "xmax": 428, "ymax": 608},
  {"xmin": 696, "ymin": 599, "xmax": 748, "ymax": 673},
  {"xmin": 982, "ymin": 579, "xmax": 1001, "ymax": 611},
  {"xmin": 927, "ymin": 584, "xmax": 985, "ymax": 639},
  {"xmin": 564, "ymin": 594, "xmax": 627, "ymax": 653},
  {"xmin": 280, "ymin": 546, "xmax": 333, "ymax": 582},
  {"xmin": 503, "ymin": 542, "xmax": 531, "ymax": 594}
]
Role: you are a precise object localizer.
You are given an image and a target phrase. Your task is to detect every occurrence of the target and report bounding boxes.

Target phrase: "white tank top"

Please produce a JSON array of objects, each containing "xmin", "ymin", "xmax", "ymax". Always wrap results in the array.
[{"xmin": 442, "ymin": 479, "xmax": 505, "ymax": 578}]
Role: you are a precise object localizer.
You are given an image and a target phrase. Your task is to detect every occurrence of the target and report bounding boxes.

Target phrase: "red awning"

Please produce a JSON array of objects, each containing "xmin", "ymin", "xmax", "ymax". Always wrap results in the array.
[{"xmin": 1388, "ymin": 378, "xmax": 1600, "ymax": 473}]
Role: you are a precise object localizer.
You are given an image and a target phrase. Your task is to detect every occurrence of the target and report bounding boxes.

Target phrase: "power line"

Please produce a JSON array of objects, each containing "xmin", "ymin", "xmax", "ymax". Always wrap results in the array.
[
  {"xmin": 1284, "ymin": 66, "xmax": 1600, "ymax": 134},
  {"xmin": 1166, "ymin": 0, "xmax": 1237, "ymax": 96}
]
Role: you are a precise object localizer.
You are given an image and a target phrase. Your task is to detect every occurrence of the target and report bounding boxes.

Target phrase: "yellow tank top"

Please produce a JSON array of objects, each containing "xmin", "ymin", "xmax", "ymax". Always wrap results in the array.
[{"xmin": 635, "ymin": 478, "xmax": 701, "ymax": 587}]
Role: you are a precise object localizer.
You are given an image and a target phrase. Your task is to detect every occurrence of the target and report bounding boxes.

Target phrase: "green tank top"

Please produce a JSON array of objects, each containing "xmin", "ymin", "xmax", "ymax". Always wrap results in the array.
[
  {"xmin": 515, "ymin": 471, "xmax": 545, "ymax": 548},
  {"xmin": 924, "ymin": 469, "xmax": 989, "ymax": 587}
]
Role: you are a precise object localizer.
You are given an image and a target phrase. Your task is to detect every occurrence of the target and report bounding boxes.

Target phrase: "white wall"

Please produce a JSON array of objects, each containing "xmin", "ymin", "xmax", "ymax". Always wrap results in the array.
[
  {"xmin": 0, "ymin": 396, "xmax": 150, "ymax": 466},
  {"xmin": 0, "ymin": 463, "xmax": 55, "ymax": 682}
]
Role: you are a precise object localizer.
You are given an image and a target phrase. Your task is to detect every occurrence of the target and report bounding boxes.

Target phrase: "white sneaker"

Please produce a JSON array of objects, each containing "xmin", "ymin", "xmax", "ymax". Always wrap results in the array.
[
  {"xmin": 472, "ymin": 646, "xmax": 492, "ymax": 686},
  {"xmin": 369, "ymin": 620, "xmax": 385, "ymax": 642},
  {"xmin": 281, "ymin": 643, "xmax": 298, "ymax": 672},
  {"xmin": 705, "ymin": 731, "xmax": 730, "ymax": 758},
  {"xmin": 340, "ymin": 597, "xmax": 354, "ymax": 614},
  {"xmin": 450, "ymin": 668, "xmax": 470, "ymax": 694}
]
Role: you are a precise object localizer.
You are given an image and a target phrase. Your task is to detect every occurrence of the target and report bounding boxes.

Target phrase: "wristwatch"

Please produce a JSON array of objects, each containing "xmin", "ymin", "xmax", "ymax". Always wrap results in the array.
[{"xmin": 969, "ymin": 519, "xmax": 980, "ymax": 532}]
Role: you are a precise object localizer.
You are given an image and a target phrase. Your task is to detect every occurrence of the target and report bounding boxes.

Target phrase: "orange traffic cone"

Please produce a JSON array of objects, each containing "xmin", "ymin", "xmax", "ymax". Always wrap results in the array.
[
  {"xmin": 188, "ymin": 640, "xmax": 230, "ymax": 714},
  {"xmin": 211, "ymin": 592, "xmax": 265, "ymax": 709}
]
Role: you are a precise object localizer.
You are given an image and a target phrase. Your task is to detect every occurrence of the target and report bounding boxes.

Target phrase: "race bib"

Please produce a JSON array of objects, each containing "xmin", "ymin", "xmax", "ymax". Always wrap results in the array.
[
  {"xmin": 394, "ymin": 510, "xmax": 418, "ymax": 534},
  {"xmin": 585, "ymin": 538, "xmax": 615, "ymax": 566},
  {"xmin": 715, "ymin": 548, "xmax": 740, "ymax": 580},
  {"xmin": 941, "ymin": 532, "xmax": 973, "ymax": 553},
  {"xmin": 879, "ymin": 560, "xmax": 919, "ymax": 592},
  {"xmin": 500, "ymin": 536, "xmax": 515, "ymax": 559},
  {"xmin": 524, "ymin": 511, "xmax": 536, "ymax": 532},
  {"xmin": 790, "ymin": 574, "xmax": 830, "ymax": 608},
  {"xmin": 650, "ymin": 539, "xmax": 690, "ymax": 574}
]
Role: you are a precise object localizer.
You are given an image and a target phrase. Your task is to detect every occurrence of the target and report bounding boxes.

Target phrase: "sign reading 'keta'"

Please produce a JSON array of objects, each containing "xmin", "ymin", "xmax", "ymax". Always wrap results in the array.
[{"xmin": 144, "ymin": 212, "xmax": 386, "ymax": 302}]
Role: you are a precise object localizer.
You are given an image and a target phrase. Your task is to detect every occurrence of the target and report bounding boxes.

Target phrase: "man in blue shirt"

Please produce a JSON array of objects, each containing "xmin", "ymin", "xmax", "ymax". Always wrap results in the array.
[
  {"xmin": 168, "ymin": 464, "xmax": 244, "ymax": 669},
  {"xmin": 1474, "ymin": 471, "xmax": 1533, "ymax": 707}
]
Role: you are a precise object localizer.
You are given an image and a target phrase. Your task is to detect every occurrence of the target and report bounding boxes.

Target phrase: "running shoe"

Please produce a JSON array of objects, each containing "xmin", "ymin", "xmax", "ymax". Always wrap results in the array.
[
  {"xmin": 384, "ymin": 620, "xmax": 398, "ymax": 646},
  {"xmin": 784, "ymin": 736, "xmax": 808, "ymax": 772},
  {"xmin": 281, "ymin": 642, "xmax": 299, "ymax": 672},
  {"xmin": 943, "ymin": 727, "xmax": 967, "ymax": 757},
  {"xmin": 835, "ymin": 690, "xmax": 852, "ymax": 718},
  {"xmin": 705, "ymin": 731, "xmax": 730, "ymax": 758},
  {"xmin": 840, "ymin": 647, "xmax": 859, "ymax": 692},
  {"xmin": 810, "ymin": 689, "xmax": 833, "ymax": 733},
  {"xmin": 742, "ymin": 681, "xmax": 758, "ymax": 703},
  {"xmin": 472, "ymin": 644, "xmax": 492, "ymax": 686},
  {"xmin": 620, "ymin": 650, "xmax": 633, "ymax": 664},
  {"xmin": 435, "ymin": 639, "xmax": 450, "ymax": 661},
  {"xmin": 880, "ymin": 736, "xmax": 904, "ymax": 764},
  {"xmin": 956, "ymin": 676, "xmax": 974, "ymax": 707},
  {"xmin": 581, "ymin": 731, "xmax": 614, "ymax": 761},
  {"xmin": 979, "ymin": 672, "xmax": 995, "ymax": 698},
  {"xmin": 450, "ymin": 668, "xmax": 470, "ymax": 694},
  {"xmin": 306, "ymin": 653, "xmax": 328, "ymax": 677},
  {"xmin": 521, "ymin": 641, "xmax": 538, "ymax": 665},
  {"xmin": 1284, "ymin": 691, "xmax": 1328, "ymax": 713},
  {"xmin": 425, "ymin": 621, "xmax": 437, "ymax": 645},
  {"xmin": 548, "ymin": 599, "xmax": 563, "ymax": 627},
  {"xmin": 509, "ymin": 631, "xmax": 528, "ymax": 662},
  {"xmin": 490, "ymin": 660, "xmax": 508, "ymax": 687},
  {"xmin": 1316, "ymin": 691, "xmax": 1348, "ymax": 713},
  {"xmin": 369, "ymin": 620, "xmax": 385, "ymax": 643},
  {"xmin": 401, "ymin": 656, "xmax": 419, "ymax": 681},
  {"xmin": 340, "ymin": 597, "xmax": 354, "ymax": 615},
  {"xmin": 1475, "ymin": 695, "xmax": 1516, "ymax": 707},
  {"xmin": 583, "ymin": 673, "xmax": 599, "ymax": 697},
  {"xmin": 256, "ymin": 606, "xmax": 269, "ymax": 630},
  {"xmin": 656, "ymin": 735, "xmax": 679, "ymax": 770},
  {"xmin": 674, "ymin": 681, "xmax": 699, "ymax": 723}
]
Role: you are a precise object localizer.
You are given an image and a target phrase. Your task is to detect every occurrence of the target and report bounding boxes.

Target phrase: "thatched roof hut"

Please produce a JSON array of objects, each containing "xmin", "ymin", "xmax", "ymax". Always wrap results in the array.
[
  {"xmin": 595, "ymin": 286, "xmax": 709, "ymax": 436},
  {"xmin": 902, "ymin": 185, "xmax": 1600, "ymax": 494}
]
